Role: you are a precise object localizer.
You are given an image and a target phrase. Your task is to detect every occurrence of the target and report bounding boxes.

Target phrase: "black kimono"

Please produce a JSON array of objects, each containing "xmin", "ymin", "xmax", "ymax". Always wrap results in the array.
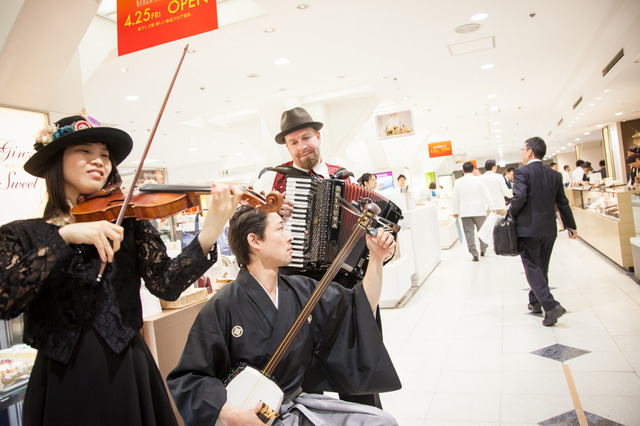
[
  {"xmin": 0, "ymin": 218, "xmax": 216, "ymax": 426},
  {"xmin": 167, "ymin": 267, "xmax": 401, "ymax": 425}
]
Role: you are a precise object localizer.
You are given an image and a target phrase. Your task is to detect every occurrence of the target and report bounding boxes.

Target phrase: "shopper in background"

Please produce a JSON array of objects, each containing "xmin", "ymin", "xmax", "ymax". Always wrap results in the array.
[
  {"xmin": 596, "ymin": 160, "xmax": 607, "ymax": 179},
  {"xmin": 0, "ymin": 115, "xmax": 241, "ymax": 426},
  {"xmin": 509, "ymin": 137, "xmax": 578, "ymax": 327},
  {"xmin": 397, "ymin": 174, "xmax": 409, "ymax": 192},
  {"xmin": 549, "ymin": 162, "xmax": 559, "ymax": 171},
  {"xmin": 503, "ymin": 167, "xmax": 515, "ymax": 204},
  {"xmin": 626, "ymin": 154, "xmax": 640, "ymax": 185},
  {"xmin": 451, "ymin": 161, "xmax": 493, "ymax": 261},
  {"xmin": 252, "ymin": 107, "xmax": 384, "ymax": 408},
  {"xmin": 581, "ymin": 161, "xmax": 592, "ymax": 181},
  {"xmin": 482, "ymin": 159, "xmax": 512, "ymax": 215},
  {"xmin": 572, "ymin": 159, "xmax": 585, "ymax": 183},
  {"xmin": 167, "ymin": 206, "xmax": 400, "ymax": 426},
  {"xmin": 562, "ymin": 165, "xmax": 571, "ymax": 187},
  {"xmin": 358, "ymin": 172, "xmax": 378, "ymax": 190}
]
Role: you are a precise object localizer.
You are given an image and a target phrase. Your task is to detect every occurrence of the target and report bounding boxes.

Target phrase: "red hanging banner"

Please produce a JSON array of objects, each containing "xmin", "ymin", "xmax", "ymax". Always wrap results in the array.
[
  {"xmin": 117, "ymin": 0, "xmax": 218, "ymax": 56},
  {"xmin": 428, "ymin": 140, "xmax": 453, "ymax": 158}
]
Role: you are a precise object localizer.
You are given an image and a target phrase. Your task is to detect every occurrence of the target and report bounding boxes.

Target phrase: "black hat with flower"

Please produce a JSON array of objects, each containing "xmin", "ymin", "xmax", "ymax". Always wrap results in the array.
[{"xmin": 24, "ymin": 115, "xmax": 133, "ymax": 178}]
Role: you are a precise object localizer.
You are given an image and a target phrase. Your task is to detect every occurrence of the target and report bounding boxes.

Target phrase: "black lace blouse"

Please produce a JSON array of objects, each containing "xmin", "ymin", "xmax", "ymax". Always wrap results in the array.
[{"xmin": 0, "ymin": 218, "xmax": 216, "ymax": 364}]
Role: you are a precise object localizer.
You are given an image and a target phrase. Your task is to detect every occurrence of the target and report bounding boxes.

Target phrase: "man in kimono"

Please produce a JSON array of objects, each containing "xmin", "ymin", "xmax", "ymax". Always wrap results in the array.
[{"xmin": 167, "ymin": 205, "xmax": 401, "ymax": 425}]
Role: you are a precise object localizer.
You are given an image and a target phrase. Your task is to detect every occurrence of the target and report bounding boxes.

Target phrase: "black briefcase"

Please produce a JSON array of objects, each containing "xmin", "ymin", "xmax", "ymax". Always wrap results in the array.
[{"xmin": 493, "ymin": 216, "xmax": 519, "ymax": 256}]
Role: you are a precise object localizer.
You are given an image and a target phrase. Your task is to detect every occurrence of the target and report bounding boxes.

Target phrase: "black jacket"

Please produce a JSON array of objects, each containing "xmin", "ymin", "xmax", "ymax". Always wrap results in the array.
[
  {"xmin": 0, "ymin": 218, "xmax": 215, "ymax": 364},
  {"xmin": 510, "ymin": 160, "xmax": 576, "ymax": 238}
]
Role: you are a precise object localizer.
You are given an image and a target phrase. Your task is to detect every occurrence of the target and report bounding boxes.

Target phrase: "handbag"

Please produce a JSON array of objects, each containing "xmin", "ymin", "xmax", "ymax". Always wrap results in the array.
[
  {"xmin": 181, "ymin": 210, "xmax": 203, "ymax": 250},
  {"xmin": 493, "ymin": 215, "xmax": 519, "ymax": 256}
]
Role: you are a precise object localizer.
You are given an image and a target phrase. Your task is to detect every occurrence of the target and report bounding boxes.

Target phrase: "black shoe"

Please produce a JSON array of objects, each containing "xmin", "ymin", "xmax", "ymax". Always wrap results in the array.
[
  {"xmin": 528, "ymin": 303, "xmax": 542, "ymax": 314},
  {"xmin": 542, "ymin": 304, "xmax": 566, "ymax": 326},
  {"xmin": 472, "ymin": 255, "xmax": 479, "ymax": 262},
  {"xmin": 480, "ymin": 250, "xmax": 485, "ymax": 257}
]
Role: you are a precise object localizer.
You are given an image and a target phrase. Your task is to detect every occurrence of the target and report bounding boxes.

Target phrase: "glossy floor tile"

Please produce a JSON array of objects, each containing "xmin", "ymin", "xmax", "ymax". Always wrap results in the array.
[{"xmin": 379, "ymin": 235, "xmax": 640, "ymax": 425}]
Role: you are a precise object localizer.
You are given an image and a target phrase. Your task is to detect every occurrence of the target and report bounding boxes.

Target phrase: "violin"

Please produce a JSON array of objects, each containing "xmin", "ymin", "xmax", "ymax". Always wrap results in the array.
[{"xmin": 71, "ymin": 184, "xmax": 283, "ymax": 223}]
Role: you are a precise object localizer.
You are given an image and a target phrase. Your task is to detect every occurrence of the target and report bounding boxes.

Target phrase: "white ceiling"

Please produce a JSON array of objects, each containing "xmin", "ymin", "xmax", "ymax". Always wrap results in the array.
[{"xmin": 4, "ymin": 0, "xmax": 640, "ymax": 183}]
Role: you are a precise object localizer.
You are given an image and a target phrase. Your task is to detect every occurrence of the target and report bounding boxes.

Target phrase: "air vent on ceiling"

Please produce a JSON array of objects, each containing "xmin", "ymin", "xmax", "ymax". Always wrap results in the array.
[
  {"xmin": 602, "ymin": 48, "xmax": 624, "ymax": 77},
  {"xmin": 557, "ymin": 118, "xmax": 563, "ymax": 127},
  {"xmin": 572, "ymin": 96, "xmax": 583, "ymax": 110}
]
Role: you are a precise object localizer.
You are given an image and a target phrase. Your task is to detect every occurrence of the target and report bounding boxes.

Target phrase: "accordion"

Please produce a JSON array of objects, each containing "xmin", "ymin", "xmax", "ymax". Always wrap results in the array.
[{"xmin": 283, "ymin": 177, "xmax": 403, "ymax": 279}]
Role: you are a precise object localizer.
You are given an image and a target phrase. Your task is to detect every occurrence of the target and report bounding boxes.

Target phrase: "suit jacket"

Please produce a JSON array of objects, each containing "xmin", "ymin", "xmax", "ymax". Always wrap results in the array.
[
  {"xmin": 510, "ymin": 160, "xmax": 576, "ymax": 238},
  {"xmin": 450, "ymin": 173, "xmax": 492, "ymax": 217}
]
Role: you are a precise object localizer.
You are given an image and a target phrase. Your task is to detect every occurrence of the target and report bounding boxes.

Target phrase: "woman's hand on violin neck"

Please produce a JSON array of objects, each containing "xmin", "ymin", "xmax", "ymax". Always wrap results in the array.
[
  {"xmin": 58, "ymin": 221, "xmax": 124, "ymax": 263},
  {"xmin": 198, "ymin": 183, "xmax": 244, "ymax": 255}
]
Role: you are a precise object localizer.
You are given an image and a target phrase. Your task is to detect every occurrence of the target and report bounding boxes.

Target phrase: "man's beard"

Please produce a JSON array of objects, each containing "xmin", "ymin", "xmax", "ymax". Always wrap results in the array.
[{"xmin": 297, "ymin": 151, "xmax": 320, "ymax": 170}]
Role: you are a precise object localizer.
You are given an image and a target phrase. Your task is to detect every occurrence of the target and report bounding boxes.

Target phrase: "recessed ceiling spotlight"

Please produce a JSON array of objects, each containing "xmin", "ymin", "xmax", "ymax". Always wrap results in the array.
[
  {"xmin": 190, "ymin": 148, "xmax": 198, "ymax": 151},
  {"xmin": 224, "ymin": 99, "xmax": 232, "ymax": 103},
  {"xmin": 615, "ymin": 112, "xmax": 623, "ymax": 116},
  {"xmin": 187, "ymin": 49, "xmax": 196, "ymax": 53},
  {"xmin": 120, "ymin": 67, "xmax": 128, "ymax": 72},
  {"xmin": 595, "ymin": 124, "xmax": 604, "ymax": 128},
  {"xmin": 454, "ymin": 23, "xmax": 481, "ymax": 34},
  {"xmin": 470, "ymin": 13, "xmax": 488, "ymax": 21},
  {"xmin": 561, "ymin": 146, "xmax": 566, "ymax": 150},
  {"xmin": 589, "ymin": 103, "xmax": 595, "ymax": 107},
  {"xmin": 246, "ymin": 73, "xmax": 259, "ymax": 78},
  {"xmin": 488, "ymin": 94, "xmax": 498, "ymax": 99},
  {"xmin": 297, "ymin": 4, "xmax": 308, "ymax": 9},
  {"xmin": 603, "ymin": 89, "xmax": 610, "ymax": 92},
  {"xmin": 568, "ymin": 143, "xmax": 572, "ymax": 146},
  {"xmin": 337, "ymin": 75, "xmax": 346, "ymax": 79},
  {"xmin": 481, "ymin": 63, "xmax": 494, "ymax": 70},
  {"xmin": 492, "ymin": 121, "xmax": 500, "ymax": 125},
  {"xmin": 574, "ymin": 138, "xmax": 581, "ymax": 141},
  {"xmin": 584, "ymin": 131, "xmax": 591, "ymax": 135},
  {"xmin": 125, "ymin": 95, "xmax": 138, "ymax": 101},
  {"xmin": 274, "ymin": 58, "xmax": 290, "ymax": 65},
  {"xmin": 596, "ymin": 97, "xmax": 602, "ymax": 100},
  {"xmin": 264, "ymin": 28, "xmax": 275, "ymax": 33}
]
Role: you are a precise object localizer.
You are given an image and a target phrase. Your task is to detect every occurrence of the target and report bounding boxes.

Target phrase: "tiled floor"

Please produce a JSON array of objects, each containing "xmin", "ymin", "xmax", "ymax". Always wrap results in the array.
[{"xmin": 379, "ymin": 234, "xmax": 640, "ymax": 425}]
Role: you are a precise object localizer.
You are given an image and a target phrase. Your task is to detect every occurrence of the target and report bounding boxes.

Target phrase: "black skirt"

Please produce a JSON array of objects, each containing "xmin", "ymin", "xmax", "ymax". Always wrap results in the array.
[{"xmin": 23, "ymin": 325, "xmax": 178, "ymax": 426}]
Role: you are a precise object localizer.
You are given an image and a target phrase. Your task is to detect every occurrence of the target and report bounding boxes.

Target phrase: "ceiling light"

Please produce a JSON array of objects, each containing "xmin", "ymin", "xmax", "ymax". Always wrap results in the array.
[
  {"xmin": 589, "ymin": 103, "xmax": 595, "ymax": 107},
  {"xmin": 264, "ymin": 28, "xmax": 275, "ymax": 33},
  {"xmin": 615, "ymin": 112, "xmax": 623, "ymax": 116},
  {"xmin": 596, "ymin": 97, "xmax": 602, "ymax": 100},
  {"xmin": 574, "ymin": 138, "xmax": 581, "ymax": 141},
  {"xmin": 120, "ymin": 67, "xmax": 128, "ymax": 72},
  {"xmin": 487, "ymin": 94, "xmax": 498, "ymax": 99},
  {"xmin": 125, "ymin": 95, "xmax": 138, "ymax": 101},
  {"xmin": 481, "ymin": 63, "xmax": 494, "ymax": 70},
  {"xmin": 246, "ymin": 73, "xmax": 259, "ymax": 78},
  {"xmin": 603, "ymin": 89, "xmax": 610, "ymax": 92},
  {"xmin": 595, "ymin": 124, "xmax": 604, "ymax": 128},
  {"xmin": 297, "ymin": 4, "xmax": 308, "ymax": 9},
  {"xmin": 584, "ymin": 132, "xmax": 591, "ymax": 135},
  {"xmin": 187, "ymin": 49, "xmax": 196, "ymax": 53},
  {"xmin": 492, "ymin": 121, "xmax": 500, "ymax": 125},
  {"xmin": 274, "ymin": 58, "xmax": 290, "ymax": 65},
  {"xmin": 470, "ymin": 13, "xmax": 488, "ymax": 21},
  {"xmin": 561, "ymin": 147, "xmax": 566, "ymax": 150},
  {"xmin": 190, "ymin": 148, "xmax": 198, "ymax": 151},
  {"xmin": 454, "ymin": 23, "xmax": 481, "ymax": 34},
  {"xmin": 568, "ymin": 143, "xmax": 572, "ymax": 146}
]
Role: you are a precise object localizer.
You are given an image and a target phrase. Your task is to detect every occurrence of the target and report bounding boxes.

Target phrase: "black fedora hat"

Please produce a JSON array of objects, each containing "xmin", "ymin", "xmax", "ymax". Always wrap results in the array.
[
  {"xmin": 24, "ymin": 115, "xmax": 133, "ymax": 178},
  {"xmin": 274, "ymin": 107, "xmax": 323, "ymax": 144}
]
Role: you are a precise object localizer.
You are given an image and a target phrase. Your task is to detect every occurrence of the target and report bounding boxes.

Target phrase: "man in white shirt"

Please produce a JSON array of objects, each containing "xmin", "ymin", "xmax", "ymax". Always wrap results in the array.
[
  {"xmin": 562, "ymin": 165, "xmax": 571, "ymax": 187},
  {"xmin": 571, "ymin": 160, "xmax": 585, "ymax": 184},
  {"xmin": 451, "ymin": 162, "xmax": 493, "ymax": 261},
  {"xmin": 482, "ymin": 159, "xmax": 512, "ymax": 214}
]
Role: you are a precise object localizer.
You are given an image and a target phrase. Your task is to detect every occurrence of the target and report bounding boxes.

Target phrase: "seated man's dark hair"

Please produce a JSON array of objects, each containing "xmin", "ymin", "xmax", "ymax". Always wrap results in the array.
[{"xmin": 228, "ymin": 205, "xmax": 268, "ymax": 267}]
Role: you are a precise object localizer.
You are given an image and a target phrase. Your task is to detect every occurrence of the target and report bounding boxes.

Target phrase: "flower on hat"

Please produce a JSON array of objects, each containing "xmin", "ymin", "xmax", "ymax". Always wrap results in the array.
[{"xmin": 34, "ymin": 123, "xmax": 59, "ymax": 150}]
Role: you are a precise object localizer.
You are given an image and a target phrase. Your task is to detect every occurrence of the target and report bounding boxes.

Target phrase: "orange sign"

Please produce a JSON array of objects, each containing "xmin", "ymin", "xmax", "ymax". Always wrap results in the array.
[
  {"xmin": 117, "ymin": 0, "xmax": 218, "ymax": 56},
  {"xmin": 428, "ymin": 140, "xmax": 452, "ymax": 158}
]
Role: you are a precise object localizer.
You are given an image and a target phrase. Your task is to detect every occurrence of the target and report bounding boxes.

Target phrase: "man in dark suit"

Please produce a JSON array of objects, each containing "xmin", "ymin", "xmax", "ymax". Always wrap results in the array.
[{"xmin": 509, "ymin": 137, "xmax": 578, "ymax": 326}]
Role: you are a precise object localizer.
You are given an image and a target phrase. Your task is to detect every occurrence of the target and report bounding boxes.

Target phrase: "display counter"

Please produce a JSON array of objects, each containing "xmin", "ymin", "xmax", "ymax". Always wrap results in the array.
[
  {"xmin": 402, "ymin": 204, "xmax": 441, "ymax": 287},
  {"xmin": 567, "ymin": 186, "xmax": 639, "ymax": 269},
  {"xmin": 142, "ymin": 298, "xmax": 211, "ymax": 426}
]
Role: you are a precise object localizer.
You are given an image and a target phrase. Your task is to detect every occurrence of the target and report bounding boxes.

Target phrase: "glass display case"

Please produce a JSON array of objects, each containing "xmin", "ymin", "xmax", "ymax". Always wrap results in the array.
[{"xmin": 575, "ymin": 188, "xmax": 620, "ymax": 219}]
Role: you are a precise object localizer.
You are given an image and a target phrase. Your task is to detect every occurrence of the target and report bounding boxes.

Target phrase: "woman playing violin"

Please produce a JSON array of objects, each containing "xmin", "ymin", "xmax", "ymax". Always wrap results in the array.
[{"xmin": 0, "ymin": 115, "xmax": 243, "ymax": 426}]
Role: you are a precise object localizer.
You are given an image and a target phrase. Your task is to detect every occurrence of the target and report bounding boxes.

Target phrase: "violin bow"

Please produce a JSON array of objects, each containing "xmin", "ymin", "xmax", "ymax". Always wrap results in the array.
[{"xmin": 96, "ymin": 44, "xmax": 189, "ymax": 282}]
